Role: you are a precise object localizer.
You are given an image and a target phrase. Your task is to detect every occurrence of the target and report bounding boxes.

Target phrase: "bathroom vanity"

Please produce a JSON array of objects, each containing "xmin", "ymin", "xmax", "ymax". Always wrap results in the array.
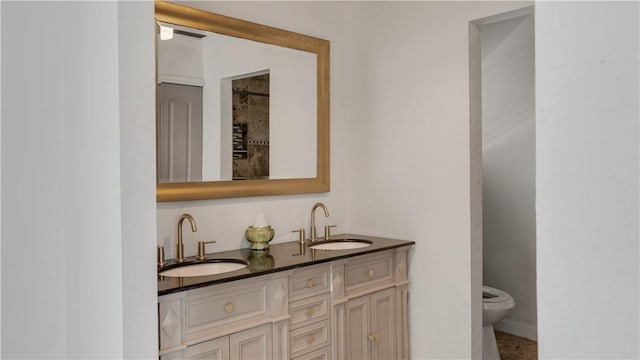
[
  {"xmin": 158, "ymin": 234, "xmax": 414, "ymax": 360},
  {"xmin": 154, "ymin": 4, "xmax": 413, "ymax": 359}
]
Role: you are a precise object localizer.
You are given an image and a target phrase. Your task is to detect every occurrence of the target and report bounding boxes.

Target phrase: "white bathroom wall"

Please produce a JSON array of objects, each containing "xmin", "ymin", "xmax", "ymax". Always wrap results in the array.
[
  {"xmin": 63, "ymin": 3, "xmax": 124, "ymax": 356},
  {"xmin": 156, "ymin": 2, "xmax": 350, "ymax": 260},
  {"xmin": 0, "ymin": 3, "xmax": 3, "ymax": 356},
  {"xmin": 157, "ymin": 32, "xmax": 204, "ymax": 84},
  {"xmin": 480, "ymin": 13, "xmax": 536, "ymax": 340},
  {"xmin": 118, "ymin": 2, "xmax": 158, "ymax": 358},
  {"xmin": 2, "ymin": 3, "xmax": 68, "ymax": 357},
  {"xmin": 344, "ymin": 2, "xmax": 532, "ymax": 358},
  {"xmin": 536, "ymin": 2, "xmax": 639, "ymax": 358},
  {"xmin": 1, "ymin": 1, "xmax": 158, "ymax": 358}
]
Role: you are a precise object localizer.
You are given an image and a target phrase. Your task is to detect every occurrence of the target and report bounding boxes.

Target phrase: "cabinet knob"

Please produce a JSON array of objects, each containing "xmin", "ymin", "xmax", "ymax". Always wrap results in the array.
[
  {"xmin": 374, "ymin": 333, "xmax": 380, "ymax": 340},
  {"xmin": 306, "ymin": 279, "xmax": 315, "ymax": 288},
  {"xmin": 368, "ymin": 269, "xmax": 375, "ymax": 277},
  {"xmin": 225, "ymin": 303, "xmax": 234, "ymax": 313},
  {"xmin": 368, "ymin": 334, "xmax": 375, "ymax": 342},
  {"xmin": 306, "ymin": 336, "xmax": 314, "ymax": 345},
  {"xmin": 306, "ymin": 307, "xmax": 314, "ymax": 317}
]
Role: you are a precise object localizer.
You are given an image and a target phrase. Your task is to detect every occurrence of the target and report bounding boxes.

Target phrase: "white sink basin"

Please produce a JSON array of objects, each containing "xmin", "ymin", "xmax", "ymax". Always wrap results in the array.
[
  {"xmin": 308, "ymin": 239, "xmax": 373, "ymax": 251},
  {"xmin": 159, "ymin": 260, "xmax": 247, "ymax": 277}
]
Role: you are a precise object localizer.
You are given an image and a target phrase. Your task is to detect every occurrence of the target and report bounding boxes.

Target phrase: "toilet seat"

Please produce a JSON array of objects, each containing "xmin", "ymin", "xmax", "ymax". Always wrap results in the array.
[
  {"xmin": 482, "ymin": 285, "xmax": 515, "ymax": 359},
  {"xmin": 483, "ymin": 286, "xmax": 515, "ymax": 310}
]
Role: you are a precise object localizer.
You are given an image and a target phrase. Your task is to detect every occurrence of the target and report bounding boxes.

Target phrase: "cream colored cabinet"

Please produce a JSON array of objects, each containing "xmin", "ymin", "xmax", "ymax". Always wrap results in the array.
[
  {"xmin": 293, "ymin": 346, "xmax": 332, "ymax": 360},
  {"xmin": 159, "ymin": 245, "xmax": 412, "ymax": 360},
  {"xmin": 331, "ymin": 249, "xmax": 410, "ymax": 360},
  {"xmin": 345, "ymin": 288, "xmax": 395, "ymax": 360},
  {"xmin": 172, "ymin": 324, "xmax": 271, "ymax": 360},
  {"xmin": 229, "ymin": 324, "xmax": 273, "ymax": 360},
  {"xmin": 158, "ymin": 274, "xmax": 288, "ymax": 360},
  {"xmin": 182, "ymin": 336, "xmax": 228, "ymax": 360},
  {"xmin": 289, "ymin": 264, "xmax": 332, "ymax": 359}
]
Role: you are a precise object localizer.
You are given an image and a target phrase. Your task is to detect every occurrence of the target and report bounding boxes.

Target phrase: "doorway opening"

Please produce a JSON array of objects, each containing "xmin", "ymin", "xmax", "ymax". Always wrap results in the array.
[
  {"xmin": 470, "ymin": 5, "xmax": 536, "ymax": 358},
  {"xmin": 231, "ymin": 72, "xmax": 270, "ymax": 180}
]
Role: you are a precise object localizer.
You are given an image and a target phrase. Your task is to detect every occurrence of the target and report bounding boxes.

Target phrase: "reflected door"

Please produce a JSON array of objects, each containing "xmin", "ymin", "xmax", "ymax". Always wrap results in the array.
[{"xmin": 157, "ymin": 83, "xmax": 203, "ymax": 183}]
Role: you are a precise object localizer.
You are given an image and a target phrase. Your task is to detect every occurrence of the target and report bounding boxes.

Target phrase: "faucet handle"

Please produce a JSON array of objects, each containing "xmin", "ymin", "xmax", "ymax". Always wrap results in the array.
[
  {"xmin": 157, "ymin": 246, "xmax": 167, "ymax": 267},
  {"xmin": 292, "ymin": 229, "xmax": 307, "ymax": 257},
  {"xmin": 292, "ymin": 228, "xmax": 306, "ymax": 244},
  {"xmin": 324, "ymin": 225, "xmax": 337, "ymax": 240},
  {"xmin": 196, "ymin": 241, "xmax": 217, "ymax": 260}
]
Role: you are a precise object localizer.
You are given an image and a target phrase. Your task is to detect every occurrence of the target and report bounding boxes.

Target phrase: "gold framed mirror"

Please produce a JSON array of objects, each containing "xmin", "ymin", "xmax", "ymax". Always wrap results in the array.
[{"xmin": 155, "ymin": 1, "xmax": 330, "ymax": 202}]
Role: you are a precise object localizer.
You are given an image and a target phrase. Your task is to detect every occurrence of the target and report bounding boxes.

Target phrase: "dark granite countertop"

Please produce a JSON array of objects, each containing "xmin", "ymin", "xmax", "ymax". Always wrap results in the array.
[{"xmin": 158, "ymin": 233, "xmax": 414, "ymax": 296}]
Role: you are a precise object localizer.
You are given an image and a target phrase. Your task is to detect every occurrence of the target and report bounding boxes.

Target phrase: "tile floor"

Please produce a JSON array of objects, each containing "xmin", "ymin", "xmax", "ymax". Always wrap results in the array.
[{"xmin": 495, "ymin": 330, "xmax": 538, "ymax": 360}]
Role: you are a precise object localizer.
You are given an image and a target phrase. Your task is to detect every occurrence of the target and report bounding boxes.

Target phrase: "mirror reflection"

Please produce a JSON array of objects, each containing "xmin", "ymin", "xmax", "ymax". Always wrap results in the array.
[
  {"xmin": 155, "ymin": 2, "xmax": 329, "ymax": 201},
  {"xmin": 156, "ymin": 22, "xmax": 317, "ymax": 183}
]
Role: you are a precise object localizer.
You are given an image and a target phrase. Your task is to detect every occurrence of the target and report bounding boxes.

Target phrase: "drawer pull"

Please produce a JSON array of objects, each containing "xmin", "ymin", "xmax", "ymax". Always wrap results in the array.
[
  {"xmin": 306, "ymin": 279, "xmax": 315, "ymax": 288},
  {"xmin": 306, "ymin": 307, "xmax": 314, "ymax": 317},
  {"xmin": 225, "ymin": 303, "xmax": 234, "ymax": 313},
  {"xmin": 368, "ymin": 269, "xmax": 375, "ymax": 277},
  {"xmin": 306, "ymin": 335, "xmax": 314, "ymax": 345}
]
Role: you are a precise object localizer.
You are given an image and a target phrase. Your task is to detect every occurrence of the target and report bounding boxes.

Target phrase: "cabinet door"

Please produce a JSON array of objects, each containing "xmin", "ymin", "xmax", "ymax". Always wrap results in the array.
[
  {"xmin": 182, "ymin": 336, "xmax": 229, "ymax": 360},
  {"xmin": 229, "ymin": 323, "xmax": 272, "ymax": 360},
  {"xmin": 370, "ymin": 288, "xmax": 396, "ymax": 360},
  {"xmin": 345, "ymin": 295, "xmax": 370, "ymax": 360}
]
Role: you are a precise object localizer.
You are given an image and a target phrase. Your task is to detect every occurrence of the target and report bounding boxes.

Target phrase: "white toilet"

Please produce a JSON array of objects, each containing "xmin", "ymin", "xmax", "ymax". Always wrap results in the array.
[{"xmin": 482, "ymin": 285, "xmax": 515, "ymax": 360}]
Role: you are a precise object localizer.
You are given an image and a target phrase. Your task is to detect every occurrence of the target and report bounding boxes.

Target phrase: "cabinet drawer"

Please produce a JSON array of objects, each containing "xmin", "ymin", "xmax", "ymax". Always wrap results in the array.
[
  {"xmin": 289, "ymin": 264, "xmax": 330, "ymax": 300},
  {"xmin": 289, "ymin": 293, "xmax": 330, "ymax": 330},
  {"xmin": 183, "ymin": 279, "xmax": 268, "ymax": 340},
  {"xmin": 289, "ymin": 319, "xmax": 331, "ymax": 358},
  {"xmin": 292, "ymin": 346, "xmax": 331, "ymax": 360},
  {"xmin": 345, "ymin": 252, "xmax": 394, "ymax": 294}
]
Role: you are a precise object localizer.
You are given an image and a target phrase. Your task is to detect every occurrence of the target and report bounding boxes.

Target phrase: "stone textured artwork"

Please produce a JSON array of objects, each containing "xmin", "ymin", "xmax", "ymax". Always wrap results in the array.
[{"xmin": 232, "ymin": 73, "xmax": 270, "ymax": 179}]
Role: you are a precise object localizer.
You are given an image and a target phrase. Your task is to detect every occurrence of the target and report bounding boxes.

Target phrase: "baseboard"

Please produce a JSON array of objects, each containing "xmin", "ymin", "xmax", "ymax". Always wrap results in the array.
[{"xmin": 494, "ymin": 318, "xmax": 537, "ymax": 341}]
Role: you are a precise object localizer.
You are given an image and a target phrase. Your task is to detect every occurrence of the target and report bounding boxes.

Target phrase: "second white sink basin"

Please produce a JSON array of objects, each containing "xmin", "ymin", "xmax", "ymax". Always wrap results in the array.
[
  {"xmin": 308, "ymin": 239, "xmax": 373, "ymax": 251},
  {"xmin": 159, "ymin": 260, "xmax": 247, "ymax": 277}
]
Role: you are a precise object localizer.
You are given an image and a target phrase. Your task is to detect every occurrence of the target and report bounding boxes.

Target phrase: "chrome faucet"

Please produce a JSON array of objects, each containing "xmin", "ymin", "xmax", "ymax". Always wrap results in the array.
[
  {"xmin": 310, "ymin": 203, "xmax": 329, "ymax": 242},
  {"xmin": 176, "ymin": 213, "xmax": 197, "ymax": 263}
]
